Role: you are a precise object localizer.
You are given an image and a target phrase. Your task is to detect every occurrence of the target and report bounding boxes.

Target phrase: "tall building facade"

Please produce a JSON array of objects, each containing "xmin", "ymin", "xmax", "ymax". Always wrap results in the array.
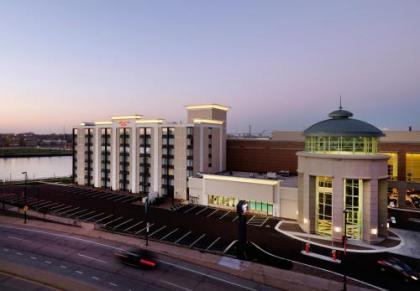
[{"xmin": 72, "ymin": 104, "xmax": 228, "ymax": 201}]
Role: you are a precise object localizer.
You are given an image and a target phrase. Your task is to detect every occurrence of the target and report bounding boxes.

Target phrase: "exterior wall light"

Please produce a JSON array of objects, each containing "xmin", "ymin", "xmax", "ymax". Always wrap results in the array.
[
  {"xmin": 296, "ymin": 210, "xmax": 299, "ymax": 215},
  {"xmin": 371, "ymin": 228, "xmax": 378, "ymax": 235},
  {"xmin": 334, "ymin": 226, "xmax": 342, "ymax": 233},
  {"xmin": 387, "ymin": 222, "xmax": 390, "ymax": 229},
  {"xmin": 303, "ymin": 218, "xmax": 308, "ymax": 224}
]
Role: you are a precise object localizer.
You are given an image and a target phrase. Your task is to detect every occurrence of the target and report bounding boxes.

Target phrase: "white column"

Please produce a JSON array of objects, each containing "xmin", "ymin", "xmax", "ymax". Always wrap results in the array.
[
  {"xmin": 332, "ymin": 176, "xmax": 344, "ymax": 242},
  {"xmin": 131, "ymin": 126, "xmax": 138, "ymax": 193},
  {"xmin": 94, "ymin": 128, "xmax": 100, "ymax": 187},
  {"xmin": 111, "ymin": 127, "xmax": 117, "ymax": 190},
  {"xmin": 153, "ymin": 125, "xmax": 159, "ymax": 192}
]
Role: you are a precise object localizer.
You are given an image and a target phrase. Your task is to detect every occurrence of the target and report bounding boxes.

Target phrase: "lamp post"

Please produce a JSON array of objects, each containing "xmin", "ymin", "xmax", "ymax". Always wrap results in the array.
[
  {"xmin": 22, "ymin": 171, "xmax": 28, "ymax": 224},
  {"xmin": 145, "ymin": 192, "xmax": 150, "ymax": 247},
  {"xmin": 236, "ymin": 200, "xmax": 248, "ymax": 259},
  {"xmin": 342, "ymin": 208, "xmax": 349, "ymax": 291}
]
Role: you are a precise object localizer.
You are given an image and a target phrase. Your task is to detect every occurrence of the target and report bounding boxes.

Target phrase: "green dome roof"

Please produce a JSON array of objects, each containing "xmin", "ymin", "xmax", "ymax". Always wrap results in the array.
[{"xmin": 304, "ymin": 108, "xmax": 384, "ymax": 137}]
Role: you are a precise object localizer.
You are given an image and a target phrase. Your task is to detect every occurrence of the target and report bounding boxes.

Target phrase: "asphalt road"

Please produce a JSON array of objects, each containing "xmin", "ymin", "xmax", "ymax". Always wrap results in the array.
[
  {"xmin": 0, "ymin": 223, "xmax": 275, "ymax": 291},
  {"xmin": 1, "ymin": 183, "xmax": 419, "ymax": 291}
]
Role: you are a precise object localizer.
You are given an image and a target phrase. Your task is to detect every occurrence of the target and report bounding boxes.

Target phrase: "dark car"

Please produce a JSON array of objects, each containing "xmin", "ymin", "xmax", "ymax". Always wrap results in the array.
[
  {"xmin": 377, "ymin": 257, "xmax": 419, "ymax": 283},
  {"xmin": 115, "ymin": 248, "xmax": 157, "ymax": 269}
]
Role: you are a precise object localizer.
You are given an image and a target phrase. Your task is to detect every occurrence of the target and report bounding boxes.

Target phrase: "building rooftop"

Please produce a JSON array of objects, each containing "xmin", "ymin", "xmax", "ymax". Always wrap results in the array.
[{"xmin": 303, "ymin": 107, "xmax": 384, "ymax": 137}]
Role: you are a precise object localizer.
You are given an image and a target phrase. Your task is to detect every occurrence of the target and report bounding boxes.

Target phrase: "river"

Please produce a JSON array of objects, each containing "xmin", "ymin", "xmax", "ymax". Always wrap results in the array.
[{"xmin": 0, "ymin": 156, "xmax": 72, "ymax": 181}]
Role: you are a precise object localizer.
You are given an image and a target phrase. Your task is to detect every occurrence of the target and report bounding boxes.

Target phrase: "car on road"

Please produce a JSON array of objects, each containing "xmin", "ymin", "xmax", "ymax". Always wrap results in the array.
[
  {"xmin": 377, "ymin": 256, "xmax": 419, "ymax": 283},
  {"xmin": 115, "ymin": 248, "xmax": 157, "ymax": 269}
]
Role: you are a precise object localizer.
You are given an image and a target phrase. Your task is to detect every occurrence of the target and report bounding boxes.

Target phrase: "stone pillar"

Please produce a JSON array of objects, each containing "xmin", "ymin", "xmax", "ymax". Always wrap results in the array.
[
  {"xmin": 94, "ymin": 128, "xmax": 100, "ymax": 188},
  {"xmin": 332, "ymin": 176, "xmax": 344, "ymax": 242},
  {"xmin": 363, "ymin": 179, "xmax": 379, "ymax": 243},
  {"xmin": 131, "ymin": 127, "xmax": 138, "ymax": 194},
  {"xmin": 378, "ymin": 179, "xmax": 389, "ymax": 237},
  {"xmin": 111, "ymin": 127, "xmax": 117, "ymax": 190}
]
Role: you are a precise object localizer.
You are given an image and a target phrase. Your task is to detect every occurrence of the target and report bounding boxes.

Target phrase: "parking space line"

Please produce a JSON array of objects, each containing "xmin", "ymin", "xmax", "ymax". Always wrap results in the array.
[
  {"xmin": 50, "ymin": 203, "xmax": 67, "ymax": 210},
  {"xmin": 88, "ymin": 192, "xmax": 108, "ymax": 198},
  {"xmin": 76, "ymin": 211, "xmax": 96, "ymax": 220},
  {"xmin": 68, "ymin": 209, "xmax": 90, "ymax": 218},
  {"xmin": 52, "ymin": 205, "xmax": 73, "ymax": 213},
  {"xmin": 150, "ymin": 226, "xmax": 166, "ymax": 237},
  {"xmin": 259, "ymin": 217, "xmax": 269, "ymax": 227},
  {"xmin": 232, "ymin": 216, "xmax": 238, "ymax": 222},
  {"xmin": 246, "ymin": 215, "xmax": 256, "ymax": 224},
  {"xmin": 106, "ymin": 194, "xmax": 122, "ymax": 201},
  {"xmin": 135, "ymin": 223, "xmax": 155, "ymax": 235},
  {"xmin": 121, "ymin": 197, "xmax": 138, "ymax": 203},
  {"xmin": 109, "ymin": 195, "xmax": 127, "ymax": 202},
  {"xmin": 223, "ymin": 240, "xmax": 238, "ymax": 254},
  {"xmin": 58, "ymin": 207, "xmax": 80, "ymax": 215},
  {"xmin": 112, "ymin": 218, "xmax": 133, "ymax": 230},
  {"xmin": 206, "ymin": 237, "xmax": 220, "ymax": 250},
  {"xmin": 206, "ymin": 209, "xmax": 219, "ymax": 218},
  {"xmin": 195, "ymin": 207, "xmax": 208, "ymax": 215},
  {"xmin": 183, "ymin": 205, "xmax": 198, "ymax": 214},
  {"xmin": 84, "ymin": 212, "xmax": 105, "ymax": 222},
  {"xmin": 103, "ymin": 216, "xmax": 123, "ymax": 227},
  {"xmin": 189, "ymin": 234, "xmax": 206, "ymax": 248},
  {"xmin": 36, "ymin": 201, "xmax": 58, "ymax": 209},
  {"xmin": 175, "ymin": 231, "xmax": 191, "ymax": 244},
  {"xmin": 161, "ymin": 280, "xmax": 191, "ymax": 291},
  {"xmin": 160, "ymin": 228, "xmax": 178, "ymax": 240},
  {"xmin": 93, "ymin": 214, "xmax": 114, "ymax": 223},
  {"xmin": 31, "ymin": 200, "xmax": 51, "ymax": 208},
  {"xmin": 123, "ymin": 220, "xmax": 143, "ymax": 232},
  {"xmin": 219, "ymin": 211, "xmax": 231, "ymax": 220}
]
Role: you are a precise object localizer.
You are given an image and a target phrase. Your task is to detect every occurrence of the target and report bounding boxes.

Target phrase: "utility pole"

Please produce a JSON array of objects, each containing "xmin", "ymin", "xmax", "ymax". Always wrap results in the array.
[{"xmin": 22, "ymin": 171, "xmax": 28, "ymax": 224}]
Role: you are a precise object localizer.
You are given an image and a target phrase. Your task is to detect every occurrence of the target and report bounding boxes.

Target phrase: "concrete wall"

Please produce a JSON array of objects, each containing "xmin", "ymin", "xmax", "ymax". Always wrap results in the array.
[{"xmin": 279, "ymin": 186, "xmax": 298, "ymax": 220}]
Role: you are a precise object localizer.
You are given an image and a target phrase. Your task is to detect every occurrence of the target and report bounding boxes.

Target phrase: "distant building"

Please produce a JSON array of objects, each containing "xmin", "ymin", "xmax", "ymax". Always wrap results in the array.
[{"xmin": 72, "ymin": 104, "xmax": 228, "ymax": 201}]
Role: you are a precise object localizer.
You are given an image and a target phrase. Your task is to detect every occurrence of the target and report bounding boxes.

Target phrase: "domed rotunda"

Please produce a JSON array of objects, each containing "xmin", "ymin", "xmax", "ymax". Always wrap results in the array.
[{"xmin": 297, "ymin": 106, "xmax": 389, "ymax": 244}]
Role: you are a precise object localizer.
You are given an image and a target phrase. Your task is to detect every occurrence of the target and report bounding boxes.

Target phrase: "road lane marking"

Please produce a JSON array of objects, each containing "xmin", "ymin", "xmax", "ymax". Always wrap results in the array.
[
  {"xmin": 77, "ymin": 253, "xmax": 107, "ymax": 264},
  {"xmin": 158, "ymin": 259, "xmax": 256, "ymax": 291},
  {"xmin": 232, "ymin": 216, "xmax": 239, "ymax": 222},
  {"xmin": 50, "ymin": 203, "xmax": 67, "ymax": 210},
  {"xmin": 60, "ymin": 265, "xmax": 67, "ymax": 269},
  {"xmin": 109, "ymin": 282, "xmax": 118, "ymax": 287},
  {"xmin": 0, "ymin": 224, "xmax": 385, "ymax": 291},
  {"xmin": 52, "ymin": 205, "xmax": 73, "ymax": 213},
  {"xmin": 65, "ymin": 208, "xmax": 87, "ymax": 217},
  {"xmin": 123, "ymin": 220, "xmax": 143, "ymax": 232},
  {"xmin": 16, "ymin": 252, "xmax": 23, "ymax": 256},
  {"xmin": 30, "ymin": 256, "xmax": 37, "ymax": 260},
  {"xmin": 175, "ymin": 231, "xmax": 191, "ymax": 244},
  {"xmin": 161, "ymin": 280, "xmax": 192, "ymax": 291},
  {"xmin": 160, "ymin": 228, "xmax": 178, "ymax": 241},
  {"xmin": 189, "ymin": 234, "xmax": 206, "ymax": 248},
  {"xmin": 44, "ymin": 260, "xmax": 52, "ymax": 264},
  {"xmin": 58, "ymin": 206, "xmax": 80, "ymax": 215},
  {"xmin": 206, "ymin": 237, "xmax": 220, "ymax": 250},
  {"xmin": 8, "ymin": 235, "xmax": 25, "ymax": 241},
  {"xmin": 91, "ymin": 276, "xmax": 100, "ymax": 281},
  {"xmin": 75, "ymin": 270, "xmax": 83, "ymax": 274},
  {"xmin": 2, "ymin": 248, "xmax": 9, "ymax": 252}
]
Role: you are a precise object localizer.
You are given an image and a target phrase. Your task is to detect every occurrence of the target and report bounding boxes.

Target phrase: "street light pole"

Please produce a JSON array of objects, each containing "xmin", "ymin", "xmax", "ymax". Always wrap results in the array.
[
  {"xmin": 22, "ymin": 171, "xmax": 28, "ymax": 224},
  {"xmin": 342, "ymin": 209, "xmax": 349, "ymax": 291}
]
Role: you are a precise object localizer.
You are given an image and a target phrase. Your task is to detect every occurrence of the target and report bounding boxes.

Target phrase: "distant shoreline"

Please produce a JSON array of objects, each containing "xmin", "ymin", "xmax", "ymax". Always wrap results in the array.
[{"xmin": 0, "ymin": 147, "xmax": 72, "ymax": 158}]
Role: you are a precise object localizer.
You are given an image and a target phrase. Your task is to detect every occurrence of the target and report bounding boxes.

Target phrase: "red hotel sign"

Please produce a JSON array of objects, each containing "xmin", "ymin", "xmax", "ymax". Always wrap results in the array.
[{"xmin": 119, "ymin": 120, "xmax": 128, "ymax": 127}]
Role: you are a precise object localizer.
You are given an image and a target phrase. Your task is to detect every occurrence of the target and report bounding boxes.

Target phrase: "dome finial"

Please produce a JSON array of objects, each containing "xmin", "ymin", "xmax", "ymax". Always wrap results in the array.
[{"xmin": 339, "ymin": 95, "xmax": 342, "ymax": 110}]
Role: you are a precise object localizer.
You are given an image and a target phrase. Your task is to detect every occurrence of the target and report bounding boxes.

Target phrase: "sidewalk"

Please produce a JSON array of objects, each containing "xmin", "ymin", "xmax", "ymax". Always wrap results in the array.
[{"xmin": 0, "ymin": 213, "xmax": 375, "ymax": 291}]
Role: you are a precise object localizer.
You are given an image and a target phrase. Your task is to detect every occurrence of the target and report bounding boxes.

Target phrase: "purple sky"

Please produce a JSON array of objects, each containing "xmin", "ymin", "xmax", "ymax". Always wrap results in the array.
[{"xmin": 0, "ymin": 0, "xmax": 419, "ymax": 134}]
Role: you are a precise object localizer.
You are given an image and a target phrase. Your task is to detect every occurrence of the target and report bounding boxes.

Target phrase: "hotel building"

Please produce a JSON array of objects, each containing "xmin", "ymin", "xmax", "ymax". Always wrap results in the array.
[{"xmin": 72, "ymin": 104, "xmax": 228, "ymax": 201}]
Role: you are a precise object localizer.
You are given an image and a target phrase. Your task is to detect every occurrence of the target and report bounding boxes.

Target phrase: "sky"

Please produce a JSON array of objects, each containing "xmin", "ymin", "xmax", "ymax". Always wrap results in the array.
[{"xmin": 0, "ymin": 0, "xmax": 419, "ymax": 134}]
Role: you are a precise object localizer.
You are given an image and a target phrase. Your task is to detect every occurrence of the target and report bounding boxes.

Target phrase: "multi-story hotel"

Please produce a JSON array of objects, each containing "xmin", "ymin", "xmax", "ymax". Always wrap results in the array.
[{"xmin": 72, "ymin": 104, "xmax": 228, "ymax": 201}]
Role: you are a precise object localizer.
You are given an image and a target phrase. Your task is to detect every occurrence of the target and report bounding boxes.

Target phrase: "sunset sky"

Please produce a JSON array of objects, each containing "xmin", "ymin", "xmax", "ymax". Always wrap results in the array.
[{"xmin": 0, "ymin": 0, "xmax": 419, "ymax": 134}]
